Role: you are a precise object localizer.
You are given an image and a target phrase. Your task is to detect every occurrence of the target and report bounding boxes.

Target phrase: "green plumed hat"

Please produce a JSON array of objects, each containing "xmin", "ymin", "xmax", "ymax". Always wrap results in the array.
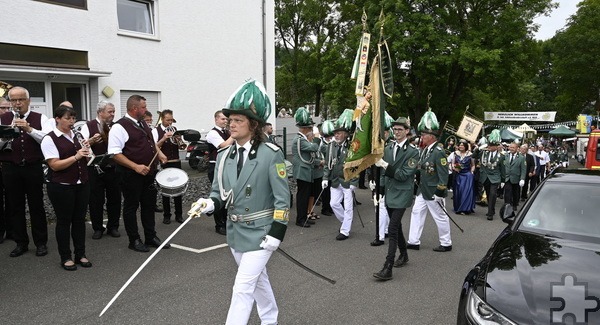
[
  {"xmin": 384, "ymin": 112, "xmax": 395, "ymax": 130},
  {"xmin": 321, "ymin": 120, "xmax": 335, "ymax": 137},
  {"xmin": 334, "ymin": 109, "xmax": 354, "ymax": 132},
  {"xmin": 294, "ymin": 107, "xmax": 314, "ymax": 127},
  {"xmin": 417, "ymin": 108, "xmax": 440, "ymax": 136},
  {"xmin": 223, "ymin": 79, "xmax": 271, "ymax": 123},
  {"xmin": 487, "ymin": 129, "xmax": 501, "ymax": 146}
]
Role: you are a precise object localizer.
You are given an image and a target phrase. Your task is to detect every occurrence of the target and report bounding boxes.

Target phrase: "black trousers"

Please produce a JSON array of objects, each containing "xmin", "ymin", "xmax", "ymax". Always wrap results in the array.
[
  {"xmin": 483, "ymin": 179, "xmax": 498, "ymax": 216},
  {"xmin": 208, "ymin": 162, "xmax": 226, "ymax": 229},
  {"xmin": 161, "ymin": 161, "xmax": 183, "ymax": 219},
  {"xmin": 89, "ymin": 167, "xmax": 121, "ymax": 232},
  {"xmin": 320, "ymin": 182, "xmax": 332, "ymax": 213},
  {"xmin": 2, "ymin": 162, "xmax": 47, "ymax": 247},
  {"xmin": 385, "ymin": 207, "xmax": 407, "ymax": 265},
  {"xmin": 0, "ymin": 171, "xmax": 11, "ymax": 239},
  {"xmin": 119, "ymin": 168, "xmax": 157, "ymax": 243},
  {"xmin": 47, "ymin": 182, "xmax": 90, "ymax": 262},
  {"xmin": 295, "ymin": 179, "xmax": 312, "ymax": 225},
  {"xmin": 504, "ymin": 181, "xmax": 520, "ymax": 210}
]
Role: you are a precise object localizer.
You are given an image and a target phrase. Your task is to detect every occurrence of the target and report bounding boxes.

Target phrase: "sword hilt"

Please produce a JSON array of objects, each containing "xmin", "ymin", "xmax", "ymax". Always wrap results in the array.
[{"xmin": 187, "ymin": 201, "xmax": 207, "ymax": 218}]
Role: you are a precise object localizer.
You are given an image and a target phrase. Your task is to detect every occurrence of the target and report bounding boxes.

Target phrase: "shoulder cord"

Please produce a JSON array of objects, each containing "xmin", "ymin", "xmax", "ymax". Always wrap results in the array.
[
  {"xmin": 217, "ymin": 146, "xmax": 235, "ymax": 208},
  {"xmin": 296, "ymin": 137, "xmax": 315, "ymax": 165},
  {"xmin": 327, "ymin": 141, "xmax": 335, "ymax": 170}
]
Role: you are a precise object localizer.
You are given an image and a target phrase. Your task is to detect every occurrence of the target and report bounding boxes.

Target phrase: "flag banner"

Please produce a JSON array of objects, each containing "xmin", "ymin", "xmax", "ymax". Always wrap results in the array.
[
  {"xmin": 354, "ymin": 33, "xmax": 371, "ymax": 95},
  {"xmin": 456, "ymin": 115, "xmax": 483, "ymax": 142},
  {"xmin": 577, "ymin": 114, "xmax": 593, "ymax": 134},
  {"xmin": 378, "ymin": 40, "xmax": 394, "ymax": 98},
  {"xmin": 344, "ymin": 57, "xmax": 385, "ymax": 181},
  {"xmin": 484, "ymin": 111, "xmax": 556, "ymax": 122}
]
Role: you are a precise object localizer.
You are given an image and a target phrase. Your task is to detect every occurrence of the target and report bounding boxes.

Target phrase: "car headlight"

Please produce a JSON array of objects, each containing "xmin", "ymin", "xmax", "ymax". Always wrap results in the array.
[{"xmin": 466, "ymin": 289, "xmax": 517, "ymax": 325}]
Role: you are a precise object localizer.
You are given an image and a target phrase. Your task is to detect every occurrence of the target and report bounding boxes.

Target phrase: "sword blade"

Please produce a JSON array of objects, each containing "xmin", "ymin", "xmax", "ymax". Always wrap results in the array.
[
  {"xmin": 99, "ymin": 215, "xmax": 194, "ymax": 317},
  {"xmin": 436, "ymin": 201, "xmax": 465, "ymax": 233},
  {"xmin": 276, "ymin": 248, "xmax": 336, "ymax": 284}
]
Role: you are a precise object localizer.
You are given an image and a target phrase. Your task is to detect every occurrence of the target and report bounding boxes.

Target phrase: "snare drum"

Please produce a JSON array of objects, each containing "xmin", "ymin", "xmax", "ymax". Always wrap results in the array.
[{"xmin": 155, "ymin": 168, "xmax": 189, "ymax": 197}]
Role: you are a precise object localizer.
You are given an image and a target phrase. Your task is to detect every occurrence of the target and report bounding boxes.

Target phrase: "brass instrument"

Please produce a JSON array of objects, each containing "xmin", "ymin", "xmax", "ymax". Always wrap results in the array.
[{"xmin": 166, "ymin": 125, "xmax": 187, "ymax": 150}]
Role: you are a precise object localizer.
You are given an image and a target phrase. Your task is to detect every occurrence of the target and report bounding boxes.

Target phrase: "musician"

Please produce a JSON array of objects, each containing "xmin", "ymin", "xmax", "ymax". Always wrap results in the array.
[
  {"xmin": 108, "ymin": 95, "xmax": 168, "ymax": 253},
  {"xmin": 79, "ymin": 101, "xmax": 121, "ymax": 239},
  {"xmin": 0, "ymin": 98, "xmax": 11, "ymax": 243},
  {"xmin": 41, "ymin": 105, "xmax": 92, "ymax": 270},
  {"xmin": 292, "ymin": 107, "xmax": 318, "ymax": 228},
  {"xmin": 193, "ymin": 80, "xmax": 289, "ymax": 325},
  {"xmin": 0, "ymin": 86, "xmax": 49, "ymax": 258},
  {"xmin": 373, "ymin": 117, "xmax": 419, "ymax": 280},
  {"xmin": 263, "ymin": 122, "xmax": 278, "ymax": 146},
  {"xmin": 322, "ymin": 110, "xmax": 358, "ymax": 240},
  {"xmin": 152, "ymin": 109, "xmax": 183, "ymax": 224},
  {"xmin": 206, "ymin": 110, "xmax": 234, "ymax": 235}
]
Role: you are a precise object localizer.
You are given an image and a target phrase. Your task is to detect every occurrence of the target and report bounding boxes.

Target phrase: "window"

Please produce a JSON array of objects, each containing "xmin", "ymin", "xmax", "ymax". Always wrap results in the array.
[
  {"xmin": 35, "ymin": 0, "xmax": 87, "ymax": 10},
  {"xmin": 119, "ymin": 91, "xmax": 160, "ymax": 118},
  {"xmin": 117, "ymin": 0, "xmax": 155, "ymax": 35}
]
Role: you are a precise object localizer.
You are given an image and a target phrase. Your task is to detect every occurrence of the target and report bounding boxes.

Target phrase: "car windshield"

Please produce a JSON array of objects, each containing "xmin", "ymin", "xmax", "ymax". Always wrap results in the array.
[{"xmin": 519, "ymin": 182, "xmax": 600, "ymax": 241}]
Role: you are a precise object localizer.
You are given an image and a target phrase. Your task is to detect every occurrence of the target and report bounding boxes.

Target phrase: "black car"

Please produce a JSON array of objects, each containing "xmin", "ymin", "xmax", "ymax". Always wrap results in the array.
[{"xmin": 457, "ymin": 169, "xmax": 600, "ymax": 325}]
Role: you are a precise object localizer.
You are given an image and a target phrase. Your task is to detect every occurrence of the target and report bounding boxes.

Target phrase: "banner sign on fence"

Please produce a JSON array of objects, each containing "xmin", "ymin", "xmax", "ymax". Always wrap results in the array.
[{"xmin": 484, "ymin": 111, "xmax": 556, "ymax": 122}]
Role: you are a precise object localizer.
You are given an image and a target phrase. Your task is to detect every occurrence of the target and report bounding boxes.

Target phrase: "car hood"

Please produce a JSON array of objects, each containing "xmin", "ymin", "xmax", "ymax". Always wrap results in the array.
[{"xmin": 483, "ymin": 231, "xmax": 600, "ymax": 325}]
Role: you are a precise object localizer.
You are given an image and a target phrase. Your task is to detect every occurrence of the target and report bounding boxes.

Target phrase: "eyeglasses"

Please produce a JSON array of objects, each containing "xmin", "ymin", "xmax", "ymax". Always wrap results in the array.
[
  {"xmin": 0, "ymin": 106, "xmax": 10, "ymax": 110},
  {"xmin": 392, "ymin": 128, "xmax": 406, "ymax": 132},
  {"xmin": 9, "ymin": 98, "xmax": 28, "ymax": 103}
]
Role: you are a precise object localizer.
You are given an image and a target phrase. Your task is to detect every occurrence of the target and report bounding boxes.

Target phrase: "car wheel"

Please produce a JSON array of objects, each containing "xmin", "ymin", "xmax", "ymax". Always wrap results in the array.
[
  {"xmin": 189, "ymin": 157, "xmax": 199, "ymax": 169},
  {"xmin": 197, "ymin": 156, "xmax": 209, "ymax": 172}
]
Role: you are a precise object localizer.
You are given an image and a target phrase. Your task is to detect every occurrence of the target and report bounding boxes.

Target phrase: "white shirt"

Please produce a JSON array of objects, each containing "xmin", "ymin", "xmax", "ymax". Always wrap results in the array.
[
  {"xmin": 79, "ymin": 117, "xmax": 103, "ymax": 140},
  {"xmin": 41, "ymin": 128, "xmax": 83, "ymax": 184},
  {"xmin": 235, "ymin": 141, "xmax": 252, "ymax": 166},
  {"xmin": 152, "ymin": 124, "xmax": 168, "ymax": 143},
  {"xmin": 537, "ymin": 150, "xmax": 550, "ymax": 165},
  {"xmin": 107, "ymin": 113, "xmax": 138, "ymax": 155},
  {"xmin": 205, "ymin": 126, "xmax": 228, "ymax": 148},
  {"xmin": 21, "ymin": 109, "xmax": 50, "ymax": 143}
]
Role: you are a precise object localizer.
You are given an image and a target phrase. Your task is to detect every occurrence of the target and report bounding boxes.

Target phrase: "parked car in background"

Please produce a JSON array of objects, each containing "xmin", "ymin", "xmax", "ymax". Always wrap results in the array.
[{"xmin": 457, "ymin": 169, "xmax": 600, "ymax": 325}]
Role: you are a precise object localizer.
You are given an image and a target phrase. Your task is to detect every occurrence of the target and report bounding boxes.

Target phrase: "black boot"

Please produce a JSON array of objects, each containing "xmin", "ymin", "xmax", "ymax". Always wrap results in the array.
[
  {"xmin": 394, "ymin": 250, "xmax": 409, "ymax": 267},
  {"xmin": 373, "ymin": 262, "xmax": 393, "ymax": 281}
]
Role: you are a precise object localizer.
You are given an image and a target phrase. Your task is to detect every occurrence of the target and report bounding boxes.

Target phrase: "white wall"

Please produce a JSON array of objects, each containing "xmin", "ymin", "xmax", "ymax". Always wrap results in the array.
[{"xmin": 0, "ymin": 0, "xmax": 275, "ymax": 134}]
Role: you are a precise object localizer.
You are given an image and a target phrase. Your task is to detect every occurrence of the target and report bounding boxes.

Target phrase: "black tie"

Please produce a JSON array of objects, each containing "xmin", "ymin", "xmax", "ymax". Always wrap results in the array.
[
  {"xmin": 19, "ymin": 114, "xmax": 24, "ymax": 119},
  {"xmin": 510, "ymin": 154, "xmax": 514, "ymax": 164},
  {"xmin": 237, "ymin": 147, "xmax": 245, "ymax": 177},
  {"xmin": 394, "ymin": 145, "xmax": 401, "ymax": 160}
]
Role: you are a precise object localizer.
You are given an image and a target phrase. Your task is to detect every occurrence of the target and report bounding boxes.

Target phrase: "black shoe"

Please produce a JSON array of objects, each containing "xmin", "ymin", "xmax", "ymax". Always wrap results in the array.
[
  {"xmin": 215, "ymin": 227, "xmax": 227, "ymax": 235},
  {"xmin": 306, "ymin": 219, "xmax": 316, "ymax": 225},
  {"xmin": 107, "ymin": 229, "xmax": 121, "ymax": 238},
  {"xmin": 373, "ymin": 263, "xmax": 393, "ymax": 281},
  {"xmin": 370, "ymin": 239, "xmax": 385, "ymax": 246},
  {"xmin": 145, "ymin": 237, "xmax": 170, "ymax": 249},
  {"xmin": 359, "ymin": 186, "xmax": 368, "ymax": 189},
  {"xmin": 384, "ymin": 233, "xmax": 389, "ymax": 238},
  {"xmin": 321, "ymin": 210, "xmax": 333, "ymax": 216},
  {"xmin": 75, "ymin": 256, "xmax": 93, "ymax": 268},
  {"xmin": 154, "ymin": 206, "xmax": 164, "ymax": 213},
  {"xmin": 336, "ymin": 233, "xmax": 349, "ymax": 241},
  {"xmin": 520, "ymin": 197, "xmax": 527, "ymax": 202},
  {"xmin": 295, "ymin": 223, "xmax": 310, "ymax": 228},
  {"xmin": 92, "ymin": 230, "xmax": 104, "ymax": 239},
  {"xmin": 433, "ymin": 245, "xmax": 452, "ymax": 252},
  {"xmin": 61, "ymin": 259, "xmax": 77, "ymax": 271},
  {"xmin": 175, "ymin": 216, "xmax": 184, "ymax": 223},
  {"xmin": 128, "ymin": 239, "xmax": 150, "ymax": 252},
  {"xmin": 163, "ymin": 218, "xmax": 171, "ymax": 224},
  {"xmin": 487, "ymin": 214, "xmax": 494, "ymax": 221},
  {"xmin": 9, "ymin": 245, "xmax": 28, "ymax": 257},
  {"xmin": 35, "ymin": 244, "xmax": 48, "ymax": 257},
  {"xmin": 393, "ymin": 252, "xmax": 409, "ymax": 267},
  {"xmin": 406, "ymin": 244, "xmax": 420, "ymax": 250}
]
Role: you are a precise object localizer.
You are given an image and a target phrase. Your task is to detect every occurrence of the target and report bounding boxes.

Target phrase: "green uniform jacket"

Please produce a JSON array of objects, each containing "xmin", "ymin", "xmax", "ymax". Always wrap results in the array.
[
  {"xmin": 381, "ymin": 140, "xmax": 419, "ymax": 209},
  {"xmin": 324, "ymin": 141, "xmax": 358, "ymax": 188},
  {"xmin": 210, "ymin": 142, "xmax": 290, "ymax": 253},
  {"xmin": 479, "ymin": 150, "xmax": 505, "ymax": 185},
  {"xmin": 503, "ymin": 153, "xmax": 527, "ymax": 184},
  {"xmin": 292, "ymin": 133, "xmax": 318, "ymax": 182},
  {"xmin": 417, "ymin": 143, "xmax": 449, "ymax": 200}
]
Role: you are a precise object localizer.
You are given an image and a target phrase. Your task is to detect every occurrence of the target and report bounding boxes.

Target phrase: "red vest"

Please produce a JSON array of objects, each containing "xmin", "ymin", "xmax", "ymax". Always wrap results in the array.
[
  {"xmin": 86, "ymin": 119, "xmax": 110, "ymax": 154},
  {"xmin": 0, "ymin": 111, "xmax": 44, "ymax": 164},
  {"xmin": 116, "ymin": 117, "xmax": 157, "ymax": 171},
  {"xmin": 47, "ymin": 131, "xmax": 89, "ymax": 184},
  {"xmin": 156, "ymin": 126, "xmax": 179, "ymax": 160}
]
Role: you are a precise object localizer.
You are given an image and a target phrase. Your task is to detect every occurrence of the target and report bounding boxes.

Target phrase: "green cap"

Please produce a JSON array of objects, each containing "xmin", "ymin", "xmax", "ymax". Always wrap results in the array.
[
  {"xmin": 321, "ymin": 120, "xmax": 335, "ymax": 137},
  {"xmin": 334, "ymin": 109, "xmax": 354, "ymax": 132},
  {"xmin": 223, "ymin": 79, "xmax": 271, "ymax": 123},
  {"xmin": 392, "ymin": 116, "xmax": 411, "ymax": 129},
  {"xmin": 294, "ymin": 107, "xmax": 314, "ymax": 127},
  {"xmin": 417, "ymin": 108, "xmax": 440, "ymax": 136}
]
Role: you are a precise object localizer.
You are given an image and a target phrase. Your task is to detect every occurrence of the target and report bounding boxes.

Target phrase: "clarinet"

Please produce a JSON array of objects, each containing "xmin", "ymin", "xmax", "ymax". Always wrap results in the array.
[
  {"xmin": 3, "ymin": 110, "xmax": 20, "ymax": 153},
  {"xmin": 71, "ymin": 126, "xmax": 96, "ymax": 161}
]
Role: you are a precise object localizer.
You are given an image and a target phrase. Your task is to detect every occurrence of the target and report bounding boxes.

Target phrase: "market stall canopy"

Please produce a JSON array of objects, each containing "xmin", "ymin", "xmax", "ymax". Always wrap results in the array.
[
  {"xmin": 515, "ymin": 123, "xmax": 537, "ymax": 134},
  {"xmin": 500, "ymin": 128, "xmax": 523, "ymax": 141},
  {"xmin": 548, "ymin": 125, "xmax": 576, "ymax": 136}
]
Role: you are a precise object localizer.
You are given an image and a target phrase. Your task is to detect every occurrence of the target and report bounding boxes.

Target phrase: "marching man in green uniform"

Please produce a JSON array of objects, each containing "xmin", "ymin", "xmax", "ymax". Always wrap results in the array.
[
  {"xmin": 479, "ymin": 129, "xmax": 505, "ymax": 220},
  {"xmin": 292, "ymin": 107, "xmax": 318, "ymax": 227},
  {"xmin": 322, "ymin": 109, "xmax": 358, "ymax": 240},
  {"xmin": 406, "ymin": 108, "xmax": 453, "ymax": 252},
  {"xmin": 194, "ymin": 80, "xmax": 289, "ymax": 325},
  {"xmin": 372, "ymin": 116, "xmax": 419, "ymax": 280},
  {"xmin": 503, "ymin": 141, "xmax": 527, "ymax": 212}
]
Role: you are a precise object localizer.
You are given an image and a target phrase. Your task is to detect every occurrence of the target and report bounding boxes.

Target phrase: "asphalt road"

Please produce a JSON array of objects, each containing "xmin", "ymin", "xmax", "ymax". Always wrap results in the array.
[{"xmin": 0, "ymin": 167, "xmax": 508, "ymax": 325}]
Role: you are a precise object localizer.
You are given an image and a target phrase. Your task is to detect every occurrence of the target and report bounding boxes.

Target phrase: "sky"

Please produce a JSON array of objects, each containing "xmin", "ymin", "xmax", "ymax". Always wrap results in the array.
[{"xmin": 533, "ymin": 0, "xmax": 581, "ymax": 40}]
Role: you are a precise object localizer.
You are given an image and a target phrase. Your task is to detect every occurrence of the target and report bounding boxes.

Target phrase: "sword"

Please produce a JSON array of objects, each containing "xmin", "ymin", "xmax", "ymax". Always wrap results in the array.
[
  {"xmin": 100, "ymin": 201, "xmax": 206, "ymax": 317},
  {"xmin": 301, "ymin": 187, "xmax": 326, "ymax": 233},
  {"xmin": 276, "ymin": 247, "xmax": 336, "ymax": 284},
  {"xmin": 353, "ymin": 192, "xmax": 365, "ymax": 228},
  {"xmin": 436, "ymin": 201, "xmax": 465, "ymax": 233}
]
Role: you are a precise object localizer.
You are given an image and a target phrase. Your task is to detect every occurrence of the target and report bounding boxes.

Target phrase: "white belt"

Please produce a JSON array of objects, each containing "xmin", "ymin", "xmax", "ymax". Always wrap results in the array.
[{"xmin": 228, "ymin": 209, "xmax": 274, "ymax": 223}]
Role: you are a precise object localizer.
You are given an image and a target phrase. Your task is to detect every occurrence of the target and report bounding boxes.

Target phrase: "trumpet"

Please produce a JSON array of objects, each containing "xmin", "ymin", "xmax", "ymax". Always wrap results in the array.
[
  {"xmin": 72, "ymin": 126, "xmax": 96, "ymax": 161},
  {"xmin": 166, "ymin": 125, "xmax": 187, "ymax": 150}
]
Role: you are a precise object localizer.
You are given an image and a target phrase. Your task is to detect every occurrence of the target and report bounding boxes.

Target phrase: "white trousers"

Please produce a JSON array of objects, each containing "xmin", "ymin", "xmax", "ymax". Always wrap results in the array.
[
  {"xmin": 407, "ymin": 194, "xmax": 452, "ymax": 246},
  {"xmin": 330, "ymin": 185, "xmax": 354, "ymax": 236},
  {"xmin": 226, "ymin": 248, "xmax": 278, "ymax": 325},
  {"xmin": 378, "ymin": 197, "xmax": 389, "ymax": 240}
]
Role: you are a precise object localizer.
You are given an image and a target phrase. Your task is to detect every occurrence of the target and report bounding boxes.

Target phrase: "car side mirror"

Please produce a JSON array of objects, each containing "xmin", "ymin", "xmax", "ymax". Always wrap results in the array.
[{"xmin": 500, "ymin": 203, "xmax": 516, "ymax": 225}]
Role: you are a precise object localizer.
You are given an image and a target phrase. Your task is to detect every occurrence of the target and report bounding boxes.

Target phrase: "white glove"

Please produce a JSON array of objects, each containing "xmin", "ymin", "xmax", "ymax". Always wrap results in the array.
[
  {"xmin": 375, "ymin": 159, "xmax": 389, "ymax": 169},
  {"xmin": 433, "ymin": 195, "xmax": 445, "ymax": 205},
  {"xmin": 379, "ymin": 196, "xmax": 385, "ymax": 204},
  {"xmin": 369, "ymin": 180, "xmax": 376, "ymax": 191},
  {"xmin": 321, "ymin": 180, "xmax": 328, "ymax": 189},
  {"xmin": 189, "ymin": 198, "xmax": 214, "ymax": 216},
  {"xmin": 349, "ymin": 185, "xmax": 356, "ymax": 191},
  {"xmin": 519, "ymin": 180, "xmax": 525, "ymax": 187},
  {"xmin": 259, "ymin": 235, "xmax": 281, "ymax": 252},
  {"xmin": 500, "ymin": 182, "xmax": 505, "ymax": 188}
]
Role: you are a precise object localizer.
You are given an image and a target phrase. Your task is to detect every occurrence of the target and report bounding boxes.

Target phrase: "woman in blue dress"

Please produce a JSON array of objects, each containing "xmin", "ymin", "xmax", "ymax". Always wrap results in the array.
[{"xmin": 449, "ymin": 140, "xmax": 475, "ymax": 214}]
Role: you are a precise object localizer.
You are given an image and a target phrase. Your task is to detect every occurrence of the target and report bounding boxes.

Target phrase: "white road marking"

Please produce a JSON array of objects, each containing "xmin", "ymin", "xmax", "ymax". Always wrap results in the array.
[{"xmin": 170, "ymin": 243, "xmax": 229, "ymax": 254}]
